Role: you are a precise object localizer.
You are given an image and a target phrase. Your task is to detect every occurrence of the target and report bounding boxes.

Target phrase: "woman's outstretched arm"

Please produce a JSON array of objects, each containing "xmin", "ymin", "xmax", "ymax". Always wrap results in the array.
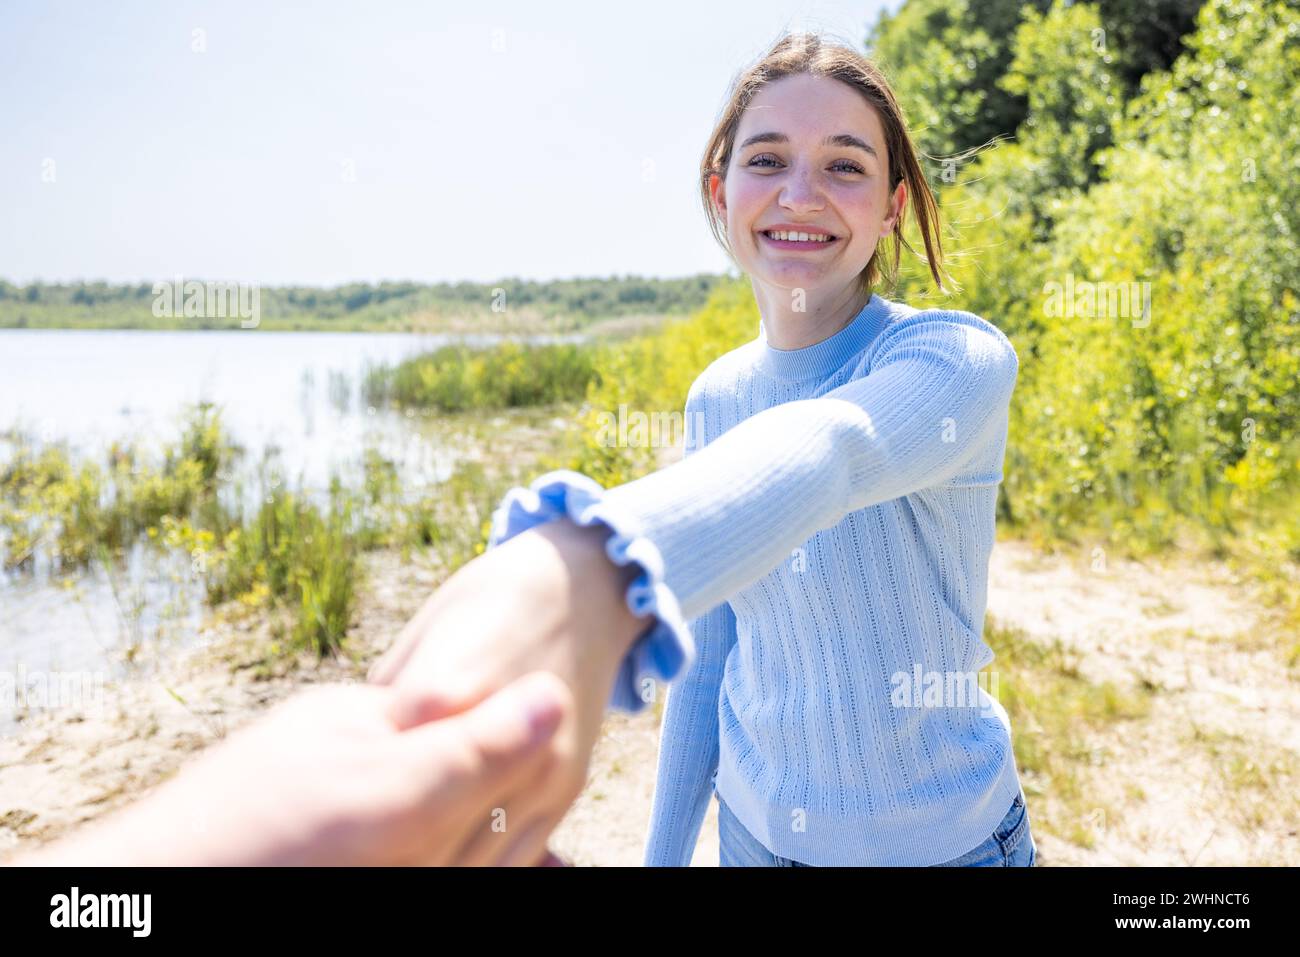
[{"xmin": 593, "ymin": 310, "xmax": 1019, "ymax": 624}]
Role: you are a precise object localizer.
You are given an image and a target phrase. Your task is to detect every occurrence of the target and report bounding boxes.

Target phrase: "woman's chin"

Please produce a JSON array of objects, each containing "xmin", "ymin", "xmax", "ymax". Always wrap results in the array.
[{"xmin": 749, "ymin": 260, "xmax": 843, "ymax": 290}]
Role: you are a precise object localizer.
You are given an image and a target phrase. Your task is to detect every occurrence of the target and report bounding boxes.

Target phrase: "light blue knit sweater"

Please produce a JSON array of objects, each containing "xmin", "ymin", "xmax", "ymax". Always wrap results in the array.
[{"xmin": 488, "ymin": 292, "xmax": 1025, "ymax": 866}]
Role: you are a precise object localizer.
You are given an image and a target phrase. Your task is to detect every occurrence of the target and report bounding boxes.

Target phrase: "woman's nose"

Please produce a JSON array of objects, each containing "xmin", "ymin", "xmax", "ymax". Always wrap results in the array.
[{"xmin": 779, "ymin": 164, "xmax": 824, "ymax": 210}]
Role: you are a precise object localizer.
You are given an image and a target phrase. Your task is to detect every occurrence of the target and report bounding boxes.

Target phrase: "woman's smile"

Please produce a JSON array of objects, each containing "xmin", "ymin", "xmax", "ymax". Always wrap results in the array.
[{"xmin": 757, "ymin": 228, "xmax": 843, "ymax": 251}]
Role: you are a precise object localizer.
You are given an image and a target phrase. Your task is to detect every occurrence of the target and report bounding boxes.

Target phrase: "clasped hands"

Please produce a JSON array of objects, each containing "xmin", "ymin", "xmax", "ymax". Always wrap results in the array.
[
  {"xmin": 7, "ymin": 517, "xmax": 649, "ymax": 868},
  {"xmin": 367, "ymin": 517, "xmax": 650, "ymax": 866}
]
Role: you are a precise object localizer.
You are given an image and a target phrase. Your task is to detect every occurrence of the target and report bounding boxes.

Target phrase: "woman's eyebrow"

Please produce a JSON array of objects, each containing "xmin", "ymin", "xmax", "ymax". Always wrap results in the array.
[{"xmin": 738, "ymin": 131, "xmax": 877, "ymax": 157}]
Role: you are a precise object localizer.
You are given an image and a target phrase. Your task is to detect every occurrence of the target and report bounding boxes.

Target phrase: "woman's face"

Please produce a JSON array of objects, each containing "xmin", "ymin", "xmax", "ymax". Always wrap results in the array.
[{"xmin": 712, "ymin": 73, "xmax": 905, "ymax": 301}]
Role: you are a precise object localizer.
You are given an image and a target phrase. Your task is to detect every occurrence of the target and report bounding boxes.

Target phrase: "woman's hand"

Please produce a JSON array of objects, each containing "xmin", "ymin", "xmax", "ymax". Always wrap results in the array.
[
  {"xmin": 7, "ymin": 673, "xmax": 572, "ymax": 867},
  {"xmin": 368, "ymin": 517, "xmax": 651, "ymax": 867}
]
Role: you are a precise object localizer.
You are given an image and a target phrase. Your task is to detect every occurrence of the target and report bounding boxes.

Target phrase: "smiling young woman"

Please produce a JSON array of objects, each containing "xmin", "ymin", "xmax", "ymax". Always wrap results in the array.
[
  {"xmin": 373, "ymin": 30, "xmax": 1034, "ymax": 869},
  {"xmin": 698, "ymin": 39, "xmax": 947, "ymax": 353}
]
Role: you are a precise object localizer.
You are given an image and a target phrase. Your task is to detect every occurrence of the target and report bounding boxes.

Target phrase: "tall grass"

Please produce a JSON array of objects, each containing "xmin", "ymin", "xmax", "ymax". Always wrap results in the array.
[
  {"xmin": 363, "ymin": 340, "xmax": 598, "ymax": 412},
  {"xmin": 0, "ymin": 405, "xmax": 366, "ymax": 658},
  {"xmin": 204, "ymin": 479, "xmax": 361, "ymax": 657},
  {"xmin": 348, "ymin": 450, "xmax": 514, "ymax": 570},
  {"xmin": 0, "ymin": 402, "xmax": 237, "ymax": 573},
  {"xmin": 0, "ymin": 402, "xmax": 536, "ymax": 661}
]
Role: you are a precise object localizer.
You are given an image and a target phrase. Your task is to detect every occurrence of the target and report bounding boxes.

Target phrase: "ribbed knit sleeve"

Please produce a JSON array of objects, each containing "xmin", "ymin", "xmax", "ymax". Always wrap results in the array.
[
  {"xmin": 599, "ymin": 311, "xmax": 1019, "ymax": 622},
  {"xmin": 643, "ymin": 597, "xmax": 736, "ymax": 866}
]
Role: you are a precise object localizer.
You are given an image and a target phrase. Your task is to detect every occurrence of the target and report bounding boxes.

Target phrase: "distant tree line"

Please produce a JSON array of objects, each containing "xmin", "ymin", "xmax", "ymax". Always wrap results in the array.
[{"xmin": 0, "ymin": 273, "xmax": 728, "ymax": 330}]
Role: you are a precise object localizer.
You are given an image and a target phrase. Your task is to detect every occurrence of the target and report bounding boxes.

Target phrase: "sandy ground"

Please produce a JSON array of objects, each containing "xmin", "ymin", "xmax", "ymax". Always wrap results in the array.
[
  {"xmin": 985, "ymin": 542, "xmax": 1299, "ymax": 866},
  {"xmin": 1, "ymin": 536, "xmax": 1296, "ymax": 867}
]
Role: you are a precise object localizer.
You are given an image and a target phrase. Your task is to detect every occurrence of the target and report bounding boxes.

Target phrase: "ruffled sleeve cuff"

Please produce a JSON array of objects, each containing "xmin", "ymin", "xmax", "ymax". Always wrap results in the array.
[{"xmin": 486, "ymin": 469, "xmax": 696, "ymax": 713}]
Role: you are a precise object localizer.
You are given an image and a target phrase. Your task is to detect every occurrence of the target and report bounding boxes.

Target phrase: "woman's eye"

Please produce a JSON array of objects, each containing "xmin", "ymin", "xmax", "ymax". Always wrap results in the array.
[{"xmin": 746, "ymin": 155, "xmax": 864, "ymax": 174}]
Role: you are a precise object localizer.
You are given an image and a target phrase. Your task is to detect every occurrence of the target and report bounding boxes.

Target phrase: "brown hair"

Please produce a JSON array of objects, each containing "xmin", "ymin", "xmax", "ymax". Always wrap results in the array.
[{"xmin": 700, "ymin": 31, "xmax": 949, "ymax": 296}]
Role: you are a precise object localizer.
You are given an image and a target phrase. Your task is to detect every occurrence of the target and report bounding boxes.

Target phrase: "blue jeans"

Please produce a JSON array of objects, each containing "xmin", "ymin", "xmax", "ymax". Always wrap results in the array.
[{"xmin": 717, "ymin": 789, "xmax": 1038, "ymax": 867}]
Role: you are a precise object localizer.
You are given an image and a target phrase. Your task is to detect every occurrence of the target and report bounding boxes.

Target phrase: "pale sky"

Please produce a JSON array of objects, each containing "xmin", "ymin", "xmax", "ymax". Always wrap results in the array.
[{"xmin": 0, "ymin": 0, "xmax": 899, "ymax": 286}]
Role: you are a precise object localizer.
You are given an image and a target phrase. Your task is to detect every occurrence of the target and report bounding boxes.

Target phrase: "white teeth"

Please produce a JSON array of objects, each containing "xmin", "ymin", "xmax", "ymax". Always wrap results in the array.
[{"xmin": 766, "ymin": 230, "xmax": 832, "ymax": 242}]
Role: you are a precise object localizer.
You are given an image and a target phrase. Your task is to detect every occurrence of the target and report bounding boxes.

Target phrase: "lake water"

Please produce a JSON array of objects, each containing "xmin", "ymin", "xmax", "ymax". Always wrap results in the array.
[
  {"xmin": 0, "ymin": 329, "xmax": 577, "ymax": 729},
  {"xmin": 0, "ymin": 329, "xmax": 571, "ymax": 485}
]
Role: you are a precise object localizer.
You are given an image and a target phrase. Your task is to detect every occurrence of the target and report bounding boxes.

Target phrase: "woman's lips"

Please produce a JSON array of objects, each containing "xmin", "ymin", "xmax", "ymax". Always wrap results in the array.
[{"xmin": 758, "ymin": 230, "xmax": 841, "ymax": 251}]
